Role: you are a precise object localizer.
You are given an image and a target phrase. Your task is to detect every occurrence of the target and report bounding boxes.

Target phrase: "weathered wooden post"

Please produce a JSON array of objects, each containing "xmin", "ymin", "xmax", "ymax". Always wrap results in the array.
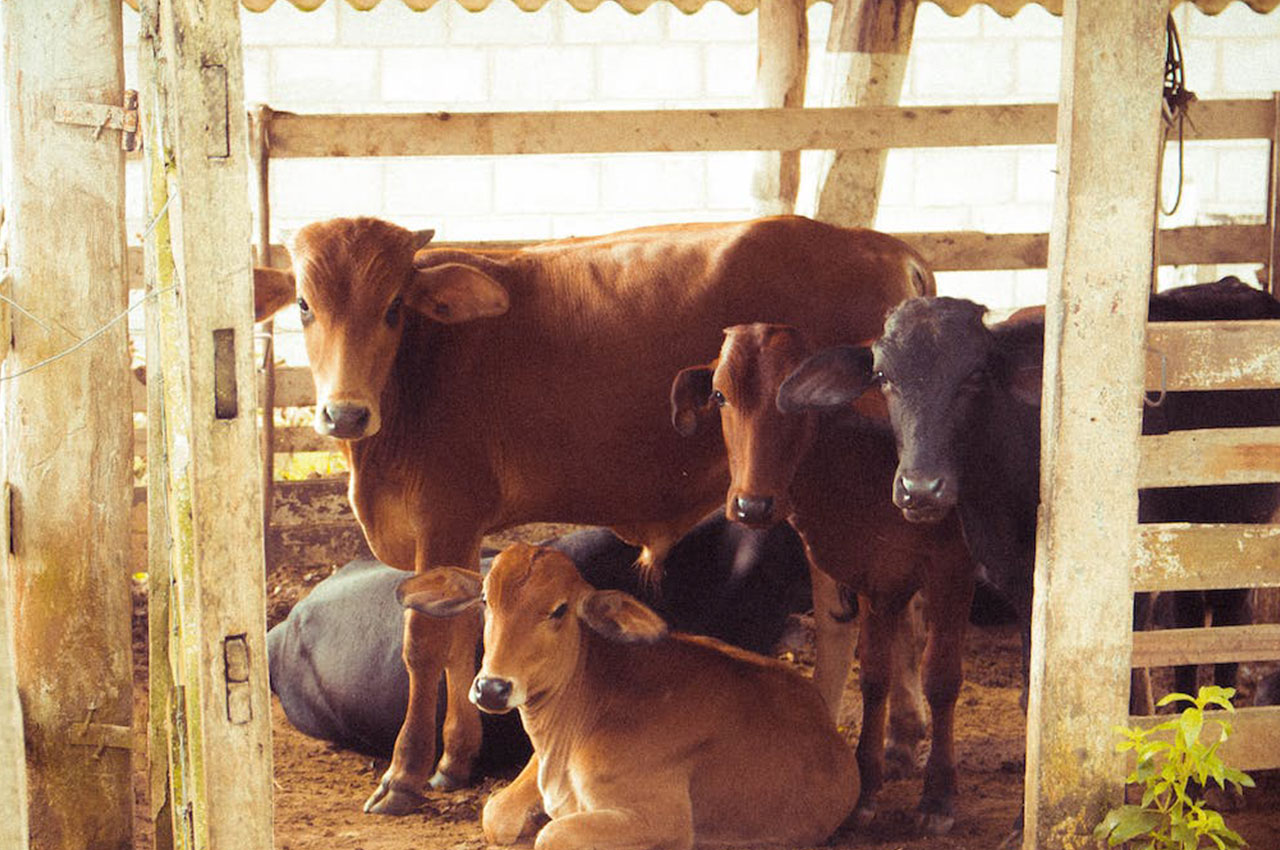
[
  {"xmin": 752, "ymin": 0, "xmax": 807, "ymax": 215},
  {"xmin": 810, "ymin": 0, "xmax": 917, "ymax": 226},
  {"xmin": 1024, "ymin": 1, "xmax": 1167, "ymax": 847},
  {"xmin": 138, "ymin": 0, "xmax": 274, "ymax": 847},
  {"xmin": 1, "ymin": 2, "xmax": 134, "ymax": 847},
  {"xmin": 1, "ymin": 485, "xmax": 29, "ymax": 850}
]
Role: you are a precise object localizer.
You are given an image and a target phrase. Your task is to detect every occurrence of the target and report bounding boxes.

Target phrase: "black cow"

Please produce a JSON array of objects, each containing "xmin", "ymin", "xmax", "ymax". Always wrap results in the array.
[
  {"xmin": 777, "ymin": 278, "xmax": 1280, "ymax": 704},
  {"xmin": 268, "ymin": 512, "xmax": 811, "ymax": 763}
]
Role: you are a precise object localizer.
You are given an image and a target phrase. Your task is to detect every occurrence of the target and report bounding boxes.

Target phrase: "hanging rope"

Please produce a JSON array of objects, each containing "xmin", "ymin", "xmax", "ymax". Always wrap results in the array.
[{"xmin": 1159, "ymin": 13, "xmax": 1196, "ymax": 217}]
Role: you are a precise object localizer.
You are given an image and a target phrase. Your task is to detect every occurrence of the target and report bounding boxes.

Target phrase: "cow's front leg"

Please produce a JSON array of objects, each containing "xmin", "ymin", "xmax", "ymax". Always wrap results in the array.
[
  {"xmin": 852, "ymin": 597, "xmax": 897, "ymax": 827},
  {"xmin": 808, "ymin": 563, "xmax": 857, "ymax": 723},
  {"xmin": 431, "ymin": 604, "xmax": 483, "ymax": 790},
  {"xmin": 483, "ymin": 755, "xmax": 545, "ymax": 844},
  {"xmin": 885, "ymin": 591, "xmax": 928, "ymax": 778}
]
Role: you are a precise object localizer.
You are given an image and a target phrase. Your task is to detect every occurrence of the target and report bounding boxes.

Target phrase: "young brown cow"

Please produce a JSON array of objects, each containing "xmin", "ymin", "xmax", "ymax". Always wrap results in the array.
[
  {"xmin": 253, "ymin": 216, "xmax": 933, "ymax": 814},
  {"xmin": 400, "ymin": 543, "xmax": 860, "ymax": 850},
  {"xmin": 671, "ymin": 323, "xmax": 975, "ymax": 834}
]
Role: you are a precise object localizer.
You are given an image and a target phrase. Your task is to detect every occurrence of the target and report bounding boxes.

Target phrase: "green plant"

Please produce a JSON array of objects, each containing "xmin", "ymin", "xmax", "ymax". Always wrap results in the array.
[{"xmin": 1095, "ymin": 685, "xmax": 1254, "ymax": 850}]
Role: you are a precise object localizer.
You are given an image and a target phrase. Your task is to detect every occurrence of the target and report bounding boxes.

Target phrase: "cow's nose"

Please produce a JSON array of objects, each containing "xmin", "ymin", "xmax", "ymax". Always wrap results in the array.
[
  {"xmin": 321, "ymin": 402, "xmax": 371, "ymax": 439},
  {"xmin": 732, "ymin": 494, "xmax": 775, "ymax": 526},
  {"xmin": 895, "ymin": 472, "xmax": 953, "ymax": 521},
  {"xmin": 470, "ymin": 676, "xmax": 513, "ymax": 714},
  {"xmin": 899, "ymin": 474, "xmax": 947, "ymax": 502}
]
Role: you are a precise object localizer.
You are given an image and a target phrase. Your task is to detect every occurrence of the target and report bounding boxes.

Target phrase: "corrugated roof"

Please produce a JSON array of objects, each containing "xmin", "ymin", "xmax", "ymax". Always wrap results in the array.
[{"xmin": 123, "ymin": 0, "xmax": 1280, "ymax": 16}]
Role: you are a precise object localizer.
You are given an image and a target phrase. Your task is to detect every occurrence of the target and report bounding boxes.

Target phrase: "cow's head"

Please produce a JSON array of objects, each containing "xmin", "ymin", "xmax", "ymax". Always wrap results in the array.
[
  {"xmin": 671, "ymin": 324, "xmax": 817, "ymax": 528},
  {"xmin": 253, "ymin": 218, "xmax": 509, "ymax": 440},
  {"xmin": 397, "ymin": 543, "xmax": 667, "ymax": 715},
  {"xmin": 779, "ymin": 297, "xmax": 1041, "ymax": 523}
]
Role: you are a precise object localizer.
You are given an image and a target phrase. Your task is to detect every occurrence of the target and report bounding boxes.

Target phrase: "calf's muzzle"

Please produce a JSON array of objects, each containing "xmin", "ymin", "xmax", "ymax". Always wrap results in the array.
[
  {"xmin": 321, "ymin": 401, "xmax": 372, "ymax": 439},
  {"xmin": 470, "ymin": 676, "xmax": 514, "ymax": 714},
  {"xmin": 731, "ymin": 494, "xmax": 775, "ymax": 527},
  {"xmin": 893, "ymin": 471, "xmax": 954, "ymax": 522}
]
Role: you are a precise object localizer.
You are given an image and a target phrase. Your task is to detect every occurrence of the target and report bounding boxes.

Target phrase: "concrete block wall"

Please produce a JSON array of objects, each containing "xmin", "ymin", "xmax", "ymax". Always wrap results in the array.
[{"xmin": 114, "ymin": 0, "xmax": 1279, "ymax": 336}]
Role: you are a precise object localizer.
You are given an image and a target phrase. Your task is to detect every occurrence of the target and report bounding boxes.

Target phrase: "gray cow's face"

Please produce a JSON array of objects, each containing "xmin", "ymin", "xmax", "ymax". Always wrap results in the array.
[{"xmin": 871, "ymin": 297, "xmax": 994, "ymax": 522}]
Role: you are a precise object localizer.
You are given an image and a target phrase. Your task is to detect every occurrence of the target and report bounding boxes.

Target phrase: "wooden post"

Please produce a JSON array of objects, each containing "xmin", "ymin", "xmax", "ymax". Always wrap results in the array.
[
  {"xmin": 138, "ymin": 1, "xmax": 274, "ymax": 848},
  {"xmin": 810, "ymin": 0, "xmax": 917, "ymax": 226},
  {"xmin": 252, "ymin": 105, "xmax": 276, "ymax": 572},
  {"xmin": 1024, "ymin": 2, "xmax": 1167, "ymax": 848},
  {"xmin": 1, "ymin": 2, "xmax": 134, "ymax": 848},
  {"xmin": 1267, "ymin": 92, "xmax": 1279, "ymax": 294},
  {"xmin": 752, "ymin": 0, "xmax": 807, "ymax": 215}
]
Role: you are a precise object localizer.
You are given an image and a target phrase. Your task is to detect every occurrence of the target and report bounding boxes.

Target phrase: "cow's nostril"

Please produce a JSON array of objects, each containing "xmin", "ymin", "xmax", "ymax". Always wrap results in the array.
[
  {"xmin": 732, "ymin": 495, "xmax": 774, "ymax": 526},
  {"xmin": 470, "ymin": 676, "xmax": 514, "ymax": 713}
]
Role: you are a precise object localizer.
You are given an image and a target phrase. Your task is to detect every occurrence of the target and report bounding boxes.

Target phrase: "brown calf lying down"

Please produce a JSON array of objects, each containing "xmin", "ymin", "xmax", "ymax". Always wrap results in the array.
[
  {"xmin": 400, "ymin": 543, "xmax": 859, "ymax": 850},
  {"xmin": 252, "ymin": 215, "xmax": 931, "ymax": 813},
  {"xmin": 671, "ymin": 323, "xmax": 975, "ymax": 835}
]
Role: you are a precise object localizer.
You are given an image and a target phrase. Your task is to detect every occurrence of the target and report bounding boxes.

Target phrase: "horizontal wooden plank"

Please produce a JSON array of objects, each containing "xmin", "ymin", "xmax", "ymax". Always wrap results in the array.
[
  {"xmin": 268, "ymin": 522, "xmax": 372, "ymax": 569},
  {"xmin": 262, "ymin": 99, "xmax": 1270, "ymax": 159},
  {"xmin": 1146, "ymin": 320, "xmax": 1280, "ymax": 392},
  {"xmin": 1135, "ymin": 524, "xmax": 1280, "ymax": 592},
  {"xmin": 1138, "ymin": 427, "xmax": 1280, "ymax": 488},
  {"xmin": 1131, "ymin": 623, "xmax": 1280, "ymax": 668},
  {"xmin": 1127, "ymin": 705, "xmax": 1280, "ymax": 772},
  {"xmin": 271, "ymin": 476, "xmax": 351, "ymax": 526}
]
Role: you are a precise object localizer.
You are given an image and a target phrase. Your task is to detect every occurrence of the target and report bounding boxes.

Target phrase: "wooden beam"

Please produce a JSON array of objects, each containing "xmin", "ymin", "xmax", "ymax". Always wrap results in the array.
[
  {"xmin": 0, "ymin": 484, "xmax": 28, "ymax": 850},
  {"xmin": 752, "ymin": 0, "xmax": 807, "ymax": 215},
  {"xmin": 1139, "ymin": 426, "xmax": 1280, "ymax": 488},
  {"xmin": 1131, "ymin": 624, "xmax": 1280, "ymax": 668},
  {"xmin": 253, "ymin": 104, "xmax": 277, "ymax": 573},
  {"xmin": 1268, "ymin": 92, "xmax": 1279, "ymax": 294},
  {"xmin": 260, "ymin": 99, "xmax": 1270, "ymax": 159},
  {"xmin": 1136, "ymin": 523, "xmax": 1280, "ymax": 592},
  {"xmin": 1, "ymin": 2, "xmax": 134, "ymax": 846},
  {"xmin": 1127, "ymin": 706, "xmax": 1280, "ymax": 772},
  {"xmin": 1023, "ymin": 2, "xmax": 1167, "ymax": 847},
  {"xmin": 1146, "ymin": 319, "xmax": 1280, "ymax": 391},
  {"xmin": 811, "ymin": 0, "xmax": 917, "ymax": 226},
  {"xmin": 140, "ymin": 1, "xmax": 274, "ymax": 847}
]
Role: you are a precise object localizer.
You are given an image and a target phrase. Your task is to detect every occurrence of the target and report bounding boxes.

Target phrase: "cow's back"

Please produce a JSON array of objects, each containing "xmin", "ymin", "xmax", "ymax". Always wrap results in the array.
[{"xmin": 422, "ymin": 216, "xmax": 927, "ymax": 531}]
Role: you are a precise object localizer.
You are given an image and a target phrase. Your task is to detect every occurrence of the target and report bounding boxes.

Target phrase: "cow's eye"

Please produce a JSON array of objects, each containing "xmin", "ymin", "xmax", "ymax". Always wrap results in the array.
[
  {"xmin": 872, "ymin": 370, "xmax": 886, "ymax": 385},
  {"xmin": 711, "ymin": 390, "xmax": 727, "ymax": 408},
  {"xmin": 961, "ymin": 369, "xmax": 987, "ymax": 392},
  {"xmin": 549, "ymin": 602, "xmax": 568, "ymax": 620},
  {"xmin": 297, "ymin": 297, "xmax": 314, "ymax": 326},
  {"xmin": 385, "ymin": 295, "xmax": 403, "ymax": 327}
]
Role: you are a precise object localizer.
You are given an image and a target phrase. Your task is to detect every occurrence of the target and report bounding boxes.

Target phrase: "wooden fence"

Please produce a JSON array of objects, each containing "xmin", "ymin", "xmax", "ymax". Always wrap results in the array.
[{"xmin": 125, "ymin": 95, "xmax": 1280, "ymax": 776}]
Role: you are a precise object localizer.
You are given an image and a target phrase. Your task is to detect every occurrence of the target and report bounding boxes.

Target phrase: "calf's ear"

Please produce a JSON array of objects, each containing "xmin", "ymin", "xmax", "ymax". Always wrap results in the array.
[
  {"xmin": 670, "ymin": 364, "xmax": 716, "ymax": 437},
  {"xmin": 777, "ymin": 346, "xmax": 875, "ymax": 413},
  {"xmin": 1006, "ymin": 362, "xmax": 1043, "ymax": 407},
  {"xmin": 253, "ymin": 267, "xmax": 297, "ymax": 323},
  {"xmin": 578, "ymin": 590, "xmax": 668, "ymax": 645},
  {"xmin": 408, "ymin": 263, "xmax": 510, "ymax": 324},
  {"xmin": 397, "ymin": 567, "xmax": 483, "ymax": 618}
]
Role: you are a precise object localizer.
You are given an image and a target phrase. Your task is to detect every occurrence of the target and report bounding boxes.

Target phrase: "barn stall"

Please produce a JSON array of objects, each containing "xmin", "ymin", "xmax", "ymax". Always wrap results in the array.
[{"xmin": 3, "ymin": 0, "xmax": 1280, "ymax": 849}]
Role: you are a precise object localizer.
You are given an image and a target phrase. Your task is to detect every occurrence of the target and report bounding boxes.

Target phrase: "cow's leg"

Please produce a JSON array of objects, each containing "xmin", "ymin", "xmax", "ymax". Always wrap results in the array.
[
  {"xmin": 1171, "ymin": 591, "xmax": 1207, "ymax": 698},
  {"xmin": 1130, "ymin": 592, "xmax": 1155, "ymax": 715},
  {"xmin": 1208, "ymin": 588, "xmax": 1251, "ymax": 690},
  {"xmin": 366, "ymin": 533, "xmax": 485, "ymax": 815},
  {"xmin": 808, "ymin": 563, "xmax": 857, "ymax": 724},
  {"xmin": 885, "ymin": 591, "xmax": 928, "ymax": 778},
  {"xmin": 852, "ymin": 597, "xmax": 896, "ymax": 827},
  {"xmin": 482, "ymin": 755, "xmax": 545, "ymax": 845},
  {"xmin": 915, "ymin": 557, "xmax": 973, "ymax": 835},
  {"xmin": 534, "ymin": 800, "xmax": 694, "ymax": 850}
]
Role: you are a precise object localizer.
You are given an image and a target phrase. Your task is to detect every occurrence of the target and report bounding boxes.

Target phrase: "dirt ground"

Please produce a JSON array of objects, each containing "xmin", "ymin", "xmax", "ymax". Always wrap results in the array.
[{"xmin": 134, "ymin": 550, "xmax": 1280, "ymax": 850}]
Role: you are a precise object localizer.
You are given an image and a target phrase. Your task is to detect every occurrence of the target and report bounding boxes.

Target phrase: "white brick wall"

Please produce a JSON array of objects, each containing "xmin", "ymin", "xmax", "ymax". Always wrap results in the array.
[{"xmin": 107, "ymin": 0, "xmax": 1280, "ymax": 325}]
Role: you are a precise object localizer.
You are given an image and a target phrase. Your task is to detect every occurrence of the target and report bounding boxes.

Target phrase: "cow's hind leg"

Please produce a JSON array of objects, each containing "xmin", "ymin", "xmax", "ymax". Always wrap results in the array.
[
  {"xmin": 534, "ymin": 805, "xmax": 694, "ymax": 850},
  {"xmin": 885, "ymin": 592, "xmax": 928, "ymax": 778}
]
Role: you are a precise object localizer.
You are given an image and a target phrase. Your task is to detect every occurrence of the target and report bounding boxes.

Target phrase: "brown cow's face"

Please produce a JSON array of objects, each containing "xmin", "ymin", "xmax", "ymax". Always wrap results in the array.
[
  {"xmin": 470, "ymin": 544, "xmax": 666, "ymax": 714},
  {"xmin": 712, "ymin": 324, "xmax": 817, "ymax": 528},
  {"xmin": 253, "ymin": 218, "xmax": 509, "ymax": 441}
]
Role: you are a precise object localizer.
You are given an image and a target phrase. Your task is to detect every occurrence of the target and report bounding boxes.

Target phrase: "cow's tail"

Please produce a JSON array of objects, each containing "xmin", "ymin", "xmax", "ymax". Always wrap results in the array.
[{"xmin": 907, "ymin": 253, "xmax": 937, "ymax": 298}]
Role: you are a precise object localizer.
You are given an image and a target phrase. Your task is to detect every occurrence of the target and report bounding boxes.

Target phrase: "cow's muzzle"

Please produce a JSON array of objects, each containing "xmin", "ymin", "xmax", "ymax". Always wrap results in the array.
[
  {"xmin": 470, "ymin": 676, "xmax": 515, "ymax": 714},
  {"xmin": 894, "ymin": 471, "xmax": 954, "ymax": 523},
  {"xmin": 319, "ymin": 401, "xmax": 372, "ymax": 439}
]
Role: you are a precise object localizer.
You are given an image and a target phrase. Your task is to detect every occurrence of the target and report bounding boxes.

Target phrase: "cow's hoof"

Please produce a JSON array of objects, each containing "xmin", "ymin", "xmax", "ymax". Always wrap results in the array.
[
  {"xmin": 428, "ymin": 769, "xmax": 466, "ymax": 792},
  {"xmin": 997, "ymin": 828, "xmax": 1023, "ymax": 850},
  {"xmin": 363, "ymin": 778, "xmax": 428, "ymax": 815},
  {"xmin": 852, "ymin": 805, "xmax": 877, "ymax": 829},
  {"xmin": 913, "ymin": 810, "xmax": 954, "ymax": 836}
]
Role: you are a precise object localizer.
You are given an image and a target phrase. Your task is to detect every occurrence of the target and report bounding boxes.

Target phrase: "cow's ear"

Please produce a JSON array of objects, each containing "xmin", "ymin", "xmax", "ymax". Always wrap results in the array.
[
  {"xmin": 397, "ymin": 567, "xmax": 483, "ymax": 618},
  {"xmin": 670, "ymin": 364, "xmax": 716, "ymax": 437},
  {"xmin": 408, "ymin": 263, "xmax": 510, "ymax": 324},
  {"xmin": 254, "ymin": 267, "xmax": 297, "ymax": 323},
  {"xmin": 578, "ymin": 590, "xmax": 668, "ymax": 645},
  {"xmin": 1006, "ymin": 362, "xmax": 1043, "ymax": 407},
  {"xmin": 411, "ymin": 229, "xmax": 435, "ymax": 251},
  {"xmin": 777, "ymin": 346, "xmax": 875, "ymax": 413}
]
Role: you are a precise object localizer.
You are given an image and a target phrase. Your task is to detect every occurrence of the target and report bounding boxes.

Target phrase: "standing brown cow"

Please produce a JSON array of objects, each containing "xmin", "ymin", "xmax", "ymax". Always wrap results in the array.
[{"xmin": 253, "ymin": 215, "xmax": 931, "ymax": 814}]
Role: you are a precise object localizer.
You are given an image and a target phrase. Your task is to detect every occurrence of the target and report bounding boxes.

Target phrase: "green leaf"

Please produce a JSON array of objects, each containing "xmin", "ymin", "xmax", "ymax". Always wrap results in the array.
[
  {"xmin": 1108, "ymin": 807, "xmax": 1163, "ymax": 844},
  {"xmin": 1158, "ymin": 691, "xmax": 1196, "ymax": 709}
]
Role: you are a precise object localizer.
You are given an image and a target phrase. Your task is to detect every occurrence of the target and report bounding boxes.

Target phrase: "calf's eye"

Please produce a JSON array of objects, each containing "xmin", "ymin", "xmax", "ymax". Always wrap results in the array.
[
  {"xmin": 385, "ymin": 295, "xmax": 403, "ymax": 327},
  {"xmin": 550, "ymin": 602, "xmax": 569, "ymax": 620},
  {"xmin": 297, "ymin": 297, "xmax": 313, "ymax": 325},
  {"xmin": 711, "ymin": 390, "xmax": 727, "ymax": 408}
]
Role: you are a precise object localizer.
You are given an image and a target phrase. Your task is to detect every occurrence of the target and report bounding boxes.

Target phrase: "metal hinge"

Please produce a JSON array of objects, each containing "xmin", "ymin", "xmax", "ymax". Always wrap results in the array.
[
  {"xmin": 69, "ymin": 704, "xmax": 134, "ymax": 756},
  {"xmin": 54, "ymin": 90, "xmax": 139, "ymax": 152}
]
